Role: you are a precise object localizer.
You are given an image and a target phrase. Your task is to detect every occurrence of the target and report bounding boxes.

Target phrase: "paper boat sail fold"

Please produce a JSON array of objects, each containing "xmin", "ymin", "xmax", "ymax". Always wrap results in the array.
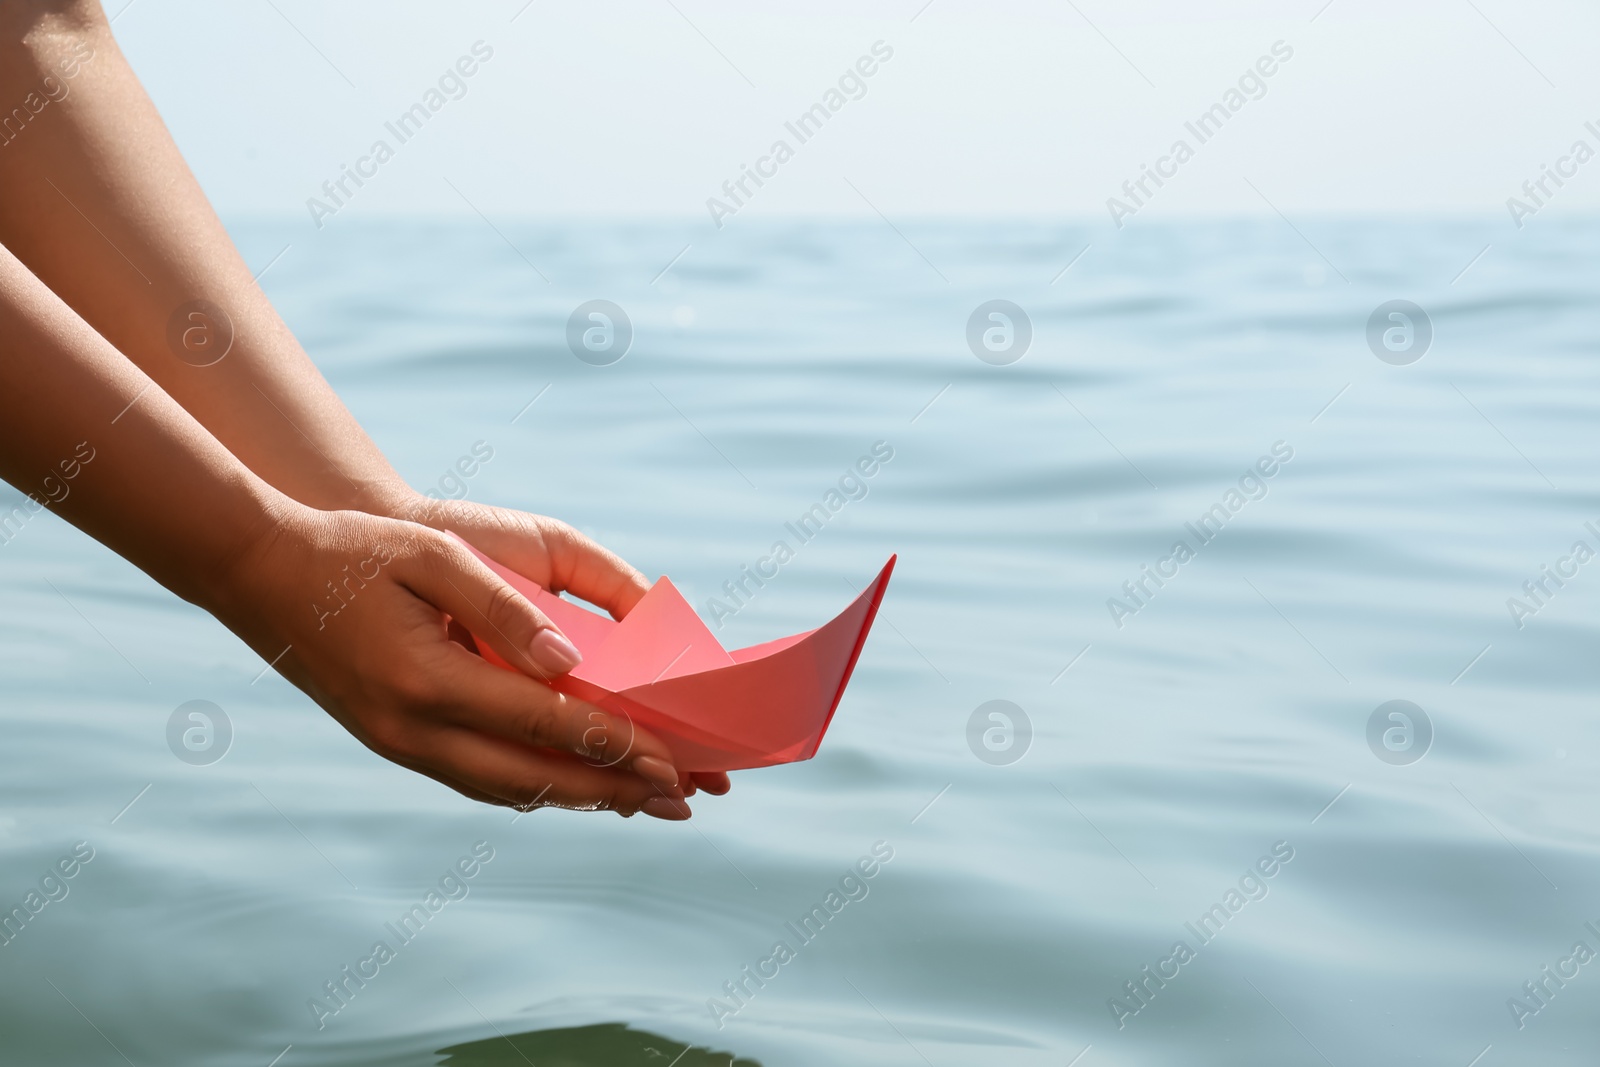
[{"xmin": 450, "ymin": 534, "xmax": 895, "ymax": 772}]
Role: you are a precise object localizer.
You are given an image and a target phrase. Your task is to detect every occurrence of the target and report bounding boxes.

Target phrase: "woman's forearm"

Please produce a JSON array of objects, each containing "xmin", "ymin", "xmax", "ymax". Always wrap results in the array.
[
  {"xmin": 0, "ymin": 2, "xmax": 414, "ymax": 517},
  {"xmin": 0, "ymin": 240, "xmax": 286, "ymax": 609},
  {"xmin": 0, "ymin": 240, "xmax": 696, "ymax": 816},
  {"xmin": 0, "ymin": 2, "xmax": 719, "ymax": 816}
]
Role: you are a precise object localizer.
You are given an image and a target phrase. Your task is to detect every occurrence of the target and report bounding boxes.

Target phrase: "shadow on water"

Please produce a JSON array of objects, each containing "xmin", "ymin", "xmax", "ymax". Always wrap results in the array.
[{"xmin": 437, "ymin": 1022, "xmax": 761, "ymax": 1067}]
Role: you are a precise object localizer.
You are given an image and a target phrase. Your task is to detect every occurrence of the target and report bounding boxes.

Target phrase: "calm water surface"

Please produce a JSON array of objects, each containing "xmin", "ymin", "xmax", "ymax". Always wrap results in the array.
[{"xmin": 2, "ymin": 217, "xmax": 1597, "ymax": 1065}]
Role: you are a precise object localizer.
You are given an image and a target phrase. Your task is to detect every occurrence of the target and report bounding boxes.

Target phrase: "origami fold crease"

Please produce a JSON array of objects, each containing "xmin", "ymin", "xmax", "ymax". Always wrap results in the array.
[{"xmin": 450, "ymin": 534, "xmax": 895, "ymax": 772}]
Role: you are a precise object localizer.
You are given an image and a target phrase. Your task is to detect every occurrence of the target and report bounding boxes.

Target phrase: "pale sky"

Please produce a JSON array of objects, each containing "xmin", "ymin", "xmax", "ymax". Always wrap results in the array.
[{"xmin": 110, "ymin": 0, "xmax": 1600, "ymax": 232}]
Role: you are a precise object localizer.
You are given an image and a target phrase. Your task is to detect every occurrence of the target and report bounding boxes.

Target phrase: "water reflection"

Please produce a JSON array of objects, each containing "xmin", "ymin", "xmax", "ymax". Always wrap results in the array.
[{"xmin": 437, "ymin": 1022, "xmax": 761, "ymax": 1067}]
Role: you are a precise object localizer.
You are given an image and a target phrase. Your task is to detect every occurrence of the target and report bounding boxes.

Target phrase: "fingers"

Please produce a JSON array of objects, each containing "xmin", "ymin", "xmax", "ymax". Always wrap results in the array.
[
  {"xmin": 444, "ymin": 617, "xmax": 479, "ymax": 653},
  {"xmin": 374, "ymin": 518, "xmax": 722, "ymax": 815},
  {"xmin": 427, "ymin": 727, "xmax": 693, "ymax": 820},
  {"xmin": 535, "ymin": 518, "xmax": 652, "ymax": 621},
  {"xmin": 427, "ymin": 643, "xmax": 685, "ymax": 790},
  {"xmin": 435, "ymin": 778, "xmax": 517, "ymax": 809},
  {"xmin": 443, "ymin": 765, "xmax": 721, "ymax": 814},
  {"xmin": 442, "ymin": 504, "xmax": 650, "ymax": 621},
  {"xmin": 692, "ymin": 771, "xmax": 732, "ymax": 795},
  {"xmin": 675, "ymin": 770, "xmax": 733, "ymax": 797},
  {"xmin": 397, "ymin": 535, "xmax": 582, "ymax": 681}
]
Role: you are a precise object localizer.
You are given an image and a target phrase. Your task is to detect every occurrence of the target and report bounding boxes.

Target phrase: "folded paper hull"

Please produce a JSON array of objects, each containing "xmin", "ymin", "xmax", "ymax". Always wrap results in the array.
[{"xmin": 453, "ymin": 535, "xmax": 895, "ymax": 772}]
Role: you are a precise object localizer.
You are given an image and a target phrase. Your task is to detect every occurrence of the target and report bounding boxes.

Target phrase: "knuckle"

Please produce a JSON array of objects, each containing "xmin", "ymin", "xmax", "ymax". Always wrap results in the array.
[
  {"xmin": 521, "ymin": 701, "xmax": 567, "ymax": 748},
  {"xmin": 528, "ymin": 513, "xmax": 572, "ymax": 541},
  {"xmin": 543, "ymin": 518, "xmax": 583, "ymax": 550},
  {"xmin": 538, "ymin": 521, "xmax": 586, "ymax": 582},
  {"xmin": 582, "ymin": 717, "xmax": 625, "ymax": 764},
  {"xmin": 421, "ymin": 537, "xmax": 474, "ymax": 591},
  {"xmin": 483, "ymin": 580, "xmax": 531, "ymax": 634},
  {"xmin": 416, "ymin": 538, "xmax": 451, "ymax": 579}
]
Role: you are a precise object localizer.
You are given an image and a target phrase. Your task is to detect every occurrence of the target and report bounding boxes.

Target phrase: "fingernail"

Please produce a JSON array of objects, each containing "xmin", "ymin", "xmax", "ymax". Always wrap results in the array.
[
  {"xmin": 529, "ymin": 628, "xmax": 582, "ymax": 674},
  {"xmin": 633, "ymin": 756, "xmax": 679, "ymax": 789},
  {"xmin": 642, "ymin": 796, "xmax": 691, "ymax": 821}
]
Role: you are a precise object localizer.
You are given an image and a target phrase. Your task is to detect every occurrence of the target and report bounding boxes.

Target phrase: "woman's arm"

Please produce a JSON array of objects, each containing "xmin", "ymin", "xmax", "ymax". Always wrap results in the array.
[
  {"xmin": 0, "ymin": 241, "xmax": 692, "ymax": 818},
  {"xmin": 0, "ymin": 3, "xmax": 691, "ymax": 693},
  {"xmin": 0, "ymin": 2, "xmax": 725, "ymax": 803},
  {"xmin": 0, "ymin": 1, "xmax": 414, "ymax": 516}
]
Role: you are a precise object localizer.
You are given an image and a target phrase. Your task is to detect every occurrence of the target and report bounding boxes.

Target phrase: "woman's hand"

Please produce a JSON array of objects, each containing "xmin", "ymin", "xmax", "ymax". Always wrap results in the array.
[
  {"xmin": 396, "ymin": 494, "xmax": 733, "ymax": 800},
  {"xmin": 0, "ymin": 6, "xmax": 728, "ymax": 815},
  {"xmin": 212, "ymin": 502, "xmax": 701, "ymax": 818}
]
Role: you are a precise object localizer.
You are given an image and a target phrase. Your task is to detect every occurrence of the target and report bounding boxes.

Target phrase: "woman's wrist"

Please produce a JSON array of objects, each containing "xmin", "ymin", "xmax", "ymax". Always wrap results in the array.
[
  {"xmin": 188, "ymin": 481, "xmax": 313, "ymax": 619},
  {"xmin": 355, "ymin": 479, "xmax": 429, "ymax": 523},
  {"xmin": 367, "ymin": 486, "xmax": 444, "ymax": 529}
]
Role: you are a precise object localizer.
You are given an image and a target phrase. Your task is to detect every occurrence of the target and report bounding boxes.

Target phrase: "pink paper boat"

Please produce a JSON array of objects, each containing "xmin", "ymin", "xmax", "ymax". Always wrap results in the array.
[{"xmin": 452, "ymin": 536, "xmax": 896, "ymax": 773}]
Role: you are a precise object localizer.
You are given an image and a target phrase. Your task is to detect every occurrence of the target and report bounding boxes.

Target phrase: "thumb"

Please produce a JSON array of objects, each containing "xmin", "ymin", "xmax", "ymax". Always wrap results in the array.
[{"xmin": 402, "ymin": 534, "xmax": 583, "ymax": 681}]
